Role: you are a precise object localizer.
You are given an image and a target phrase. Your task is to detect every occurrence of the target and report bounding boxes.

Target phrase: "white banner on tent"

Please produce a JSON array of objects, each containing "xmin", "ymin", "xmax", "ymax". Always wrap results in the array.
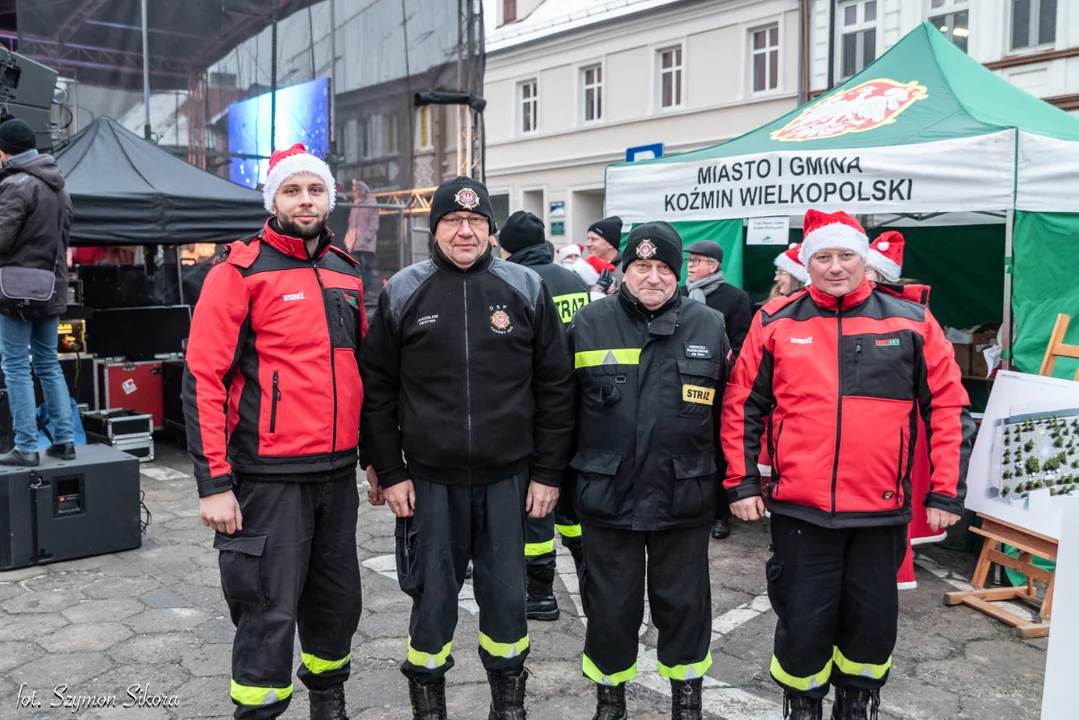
[
  {"xmin": 605, "ymin": 131, "xmax": 1016, "ymax": 223},
  {"xmin": 1017, "ymin": 131, "xmax": 1079, "ymax": 214}
]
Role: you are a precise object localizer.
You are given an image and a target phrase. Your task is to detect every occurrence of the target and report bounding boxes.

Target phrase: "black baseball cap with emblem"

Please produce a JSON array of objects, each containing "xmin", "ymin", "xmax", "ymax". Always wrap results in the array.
[
  {"xmin": 430, "ymin": 176, "xmax": 497, "ymax": 234},
  {"xmin": 622, "ymin": 221, "xmax": 684, "ymax": 281}
]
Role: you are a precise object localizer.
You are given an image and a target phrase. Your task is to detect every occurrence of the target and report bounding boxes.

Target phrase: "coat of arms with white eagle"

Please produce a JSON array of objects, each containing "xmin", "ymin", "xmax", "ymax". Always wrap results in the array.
[{"xmin": 770, "ymin": 79, "xmax": 928, "ymax": 142}]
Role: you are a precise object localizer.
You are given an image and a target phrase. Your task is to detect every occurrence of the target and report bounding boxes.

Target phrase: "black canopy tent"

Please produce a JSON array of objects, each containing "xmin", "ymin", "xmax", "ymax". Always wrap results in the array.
[{"xmin": 55, "ymin": 116, "xmax": 267, "ymax": 246}]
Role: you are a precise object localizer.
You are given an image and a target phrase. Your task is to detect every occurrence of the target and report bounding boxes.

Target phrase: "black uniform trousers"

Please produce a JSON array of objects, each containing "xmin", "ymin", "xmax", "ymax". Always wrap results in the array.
[
  {"xmin": 767, "ymin": 514, "xmax": 907, "ymax": 700},
  {"xmin": 397, "ymin": 475, "xmax": 530, "ymax": 681},
  {"xmin": 525, "ymin": 509, "xmax": 583, "ymax": 585},
  {"xmin": 216, "ymin": 476, "xmax": 362, "ymax": 719},
  {"xmin": 580, "ymin": 523, "xmax": 713, "ymax": 685},
  {"xmin": 714, "ymin": 487, "xmax": 731, "ymax": 522}
]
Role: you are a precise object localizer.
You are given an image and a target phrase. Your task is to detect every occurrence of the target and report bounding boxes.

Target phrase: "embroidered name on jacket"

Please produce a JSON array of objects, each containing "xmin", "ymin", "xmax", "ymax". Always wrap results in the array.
[
  {"xmin": 789, "ymin": 336, "xmax": 812, "ymax": 344},
  {"xmin": 875, "ymin": 338, "xmax": 901, "ymax": 346},
  {"xmin": 683, "ymin": 385, "xmax": 715, "ymax": 405},
  {"xmin": 282, "ymin": 291, "xmax": 305, "ymax": 302}
]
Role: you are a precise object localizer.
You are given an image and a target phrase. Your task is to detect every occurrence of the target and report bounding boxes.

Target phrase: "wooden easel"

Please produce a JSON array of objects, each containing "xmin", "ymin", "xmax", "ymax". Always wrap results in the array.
[{"xmin": 944, "ymin": 314, "xmax": 1078, "ymax": 639}]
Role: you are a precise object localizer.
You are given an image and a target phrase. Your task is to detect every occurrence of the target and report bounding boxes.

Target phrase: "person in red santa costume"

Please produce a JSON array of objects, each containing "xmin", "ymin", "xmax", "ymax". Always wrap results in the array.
[{"xmin": 721, "ymin": 210, "xmax": 975, "ymax": 720}]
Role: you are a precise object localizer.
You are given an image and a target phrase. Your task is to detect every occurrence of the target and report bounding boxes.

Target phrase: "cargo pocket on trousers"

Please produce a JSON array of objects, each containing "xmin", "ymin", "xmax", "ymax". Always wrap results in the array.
[
  {"xmin": 670, "ymin": 453, "xmax": 717, "ymax": 519},
  {"xmin": 569, "ymin": 449, "xmax": 624, "ymax": 519},
  {"xmin": 215, "ymin": 531, "xmax": 268, "ymax": 609},
  {"xmin": 765, "ymin": 555, "xmax": 787, "ymax": 622},
  {"xmin": 395, "ymin": 517, "xmax": 421, "ymax": 600}
]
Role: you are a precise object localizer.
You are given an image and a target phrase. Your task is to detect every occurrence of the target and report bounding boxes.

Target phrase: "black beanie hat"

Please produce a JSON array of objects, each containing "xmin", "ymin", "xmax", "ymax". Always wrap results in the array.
[
  {"xmin": 622, "ymin": 221, "xmax": 684, "ymax": 281},
  {"xmin": 430, "ymin": 176, "xmax": 497, "ymax": 234},
  {"xmin": 499, "ymin": 211, "xmax": 546, "ymax": 255},
  {"xmin": 0, "ymin": 119, "xmax": 36, "ymax": 156},
  {"xmin": 587, "ymin": 216, "xmax": 624, "ymax": 252}
]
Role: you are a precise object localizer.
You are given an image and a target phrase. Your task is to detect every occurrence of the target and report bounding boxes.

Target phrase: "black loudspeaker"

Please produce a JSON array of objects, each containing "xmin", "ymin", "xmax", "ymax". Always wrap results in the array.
[
  {"xmin": 90, "ymin": 306, "xmax": 191, "ymax": 361},
  {"xmin": 0, "ymin": 444, "xmax": 142, "ymax": 571}
]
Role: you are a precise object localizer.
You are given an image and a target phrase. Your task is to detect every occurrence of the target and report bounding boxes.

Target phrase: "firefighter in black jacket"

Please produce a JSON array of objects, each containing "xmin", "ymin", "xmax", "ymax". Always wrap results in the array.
[
  {"xmin": 568, "ymin": 222, "xmax": 730, "ymax": 720},
  {"xmin": 498, "ymin": 210, "xmax": 590, "ymax": 622},
  {"xmin": 360, "ymin": 178, "xmax": 574, "ymax": 720}
]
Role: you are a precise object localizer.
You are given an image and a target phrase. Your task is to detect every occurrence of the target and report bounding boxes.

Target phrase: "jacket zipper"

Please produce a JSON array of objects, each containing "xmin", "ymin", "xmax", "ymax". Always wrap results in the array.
[
  {"xmin": 771, "ymin": 420, "xmax": 785, "ymax": 498},
  {"xmin": 312, "ymin": 262, "xmax": 339, "ymax": 456},
  {"xmin": 270, "ymin": 372, "xmax": 280, "ymax": 433},
  {"xmin": 830, "ymin": 306, "xmax": 844, "ymax": 521},
  {"xmin": 463, "ymin": 277, "xmax": 473, "ymax": 483},
  {"xmin": 895, "ymin": 428, "xmax": 904, "ymax": 504}
]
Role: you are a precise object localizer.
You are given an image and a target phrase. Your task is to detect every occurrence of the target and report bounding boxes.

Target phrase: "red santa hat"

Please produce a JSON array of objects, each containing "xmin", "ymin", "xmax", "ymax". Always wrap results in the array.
[
  {"xmin": 774, "ymin": 242, "xmax": 809, "ymax": 284},
  {"xmin": 798, "ymin": 209, "xmax": 868, "ymax": 265},
  {"xmin": 867, "ymin": 231, "xmax": 905, "ymax": 282},
  {"xmin": 262, "ymin": 143, "xmax": 337, "ymax": 213},
  {"xmin": 585, "ymin": 255, "xmax": 615, "ymax": 275},
  {"xmin": 569, "ymin": 258, "xmax": 600, "ymax": 286},
  {"xmin": 557, "ymin": 243, "xmax": 583, "ymax": 263}
]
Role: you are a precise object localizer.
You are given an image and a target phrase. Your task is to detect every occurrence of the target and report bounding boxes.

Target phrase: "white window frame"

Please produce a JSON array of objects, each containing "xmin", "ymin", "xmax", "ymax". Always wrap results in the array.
[
  {"xmin": 580, "ymin": 63, "xmax": 603, "ymax": 124},
  {"xmin": 927, "ymin": 1, "xmax": 969, "ymax": 54},
  {"xmin": 656, "ymin": 44, "xmax": 684, "ymax": 111},
  {"xmin": 519, "ymin": 78, "xmax": 539, "ymax": 135},
  {"xmin": 344, "ymin": 118, "xmax": 358, "ymax": 162},
  {"xmin": 836, "ymin": 0, "xmax": 878, "ymax": 81},
  {"xmin": 1009, "ymin": 0, "xmax": 1057, "ymax": 51},
  {"xmin": 416, "ymin": 106, "xmax": 434, "ymax": 152},
  {"xmin": 749, "ymin": 23, "xmax": 781, "ymax": 95}
]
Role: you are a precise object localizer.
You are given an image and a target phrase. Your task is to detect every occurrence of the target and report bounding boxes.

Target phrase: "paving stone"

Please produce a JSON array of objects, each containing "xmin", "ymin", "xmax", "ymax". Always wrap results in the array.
[
  {"xmin": 63, "ymin": 598, "xmax": 146, "ymax": 624},
  {"xmin": 357, "ymin": 611, "xmax": 411, "ymax": 639},
  {"xmin": 124, "ymin": 608, "xmax": 212, "ymax": 634},
  {"xmin": 39, "ymin": 622, "xmax": 133, "ymax": 653},
  {"xmin": 2, "ymin": 589, "xmax": 84, "ymax": 613},
  {"xmin": 174, "ymin": 584, "xmax": 223, "ymax": 608},
  {"xmin": 109, "ymin": 633, "xmax": 199, "ymax": 666},
  {"xmin": 0, "ymin": 565, "xmax": 47, "ymax": 582},
  {"xmin": 9, "ymin": 652, "xmax": 112, "ymax": 689},
  {"xmin": 47, "ymin": 554, "xmax": 118, "ymax": 572},
  {"xmin": 77, "ymin": 661, "xmax": 191, "ymax": 699},
  {"xmin": 83, "ymin": 576, "xmax": 162, "ymax": 599},
  {"xmin": 359, "ymin": 535, "xmax": 396, "ymax": 554},
  {"xmin": 0, "ymin": 612, "xmax": 68, "ymax": 641},
  {"xmin": 0, "ymin": 641, "xmax": 43, "ymax": 675},
  {"xmin": 0, "ymin": 582, "xmax": 23, "ymax": 602},
  {"xmin": 191, "ymin": 616, "xmax": 235, "ymax": 645},
  {"xmin": 172, "ymin": 677, "xmax": 232, "ymax": 718},
  {"xmin": 180, "ymin": 644, "xmax": 231, "ymax": 677},
  {"xmin": 140, "ymin": 588, "xmax": 191, "ymax": 609},
  {"xmin": 23, "ymin": 570, "xmax": 103, "ymax": 592}
]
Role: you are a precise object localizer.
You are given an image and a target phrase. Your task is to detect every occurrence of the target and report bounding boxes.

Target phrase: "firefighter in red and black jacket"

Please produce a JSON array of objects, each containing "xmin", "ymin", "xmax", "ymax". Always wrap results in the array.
[
  {"xmin": 183, "ymin": 144, "xmax": 366, "ymax": 720},
  {"xmin": 720, "ymin": 210, "xmax": 975, "ymax": 720}
]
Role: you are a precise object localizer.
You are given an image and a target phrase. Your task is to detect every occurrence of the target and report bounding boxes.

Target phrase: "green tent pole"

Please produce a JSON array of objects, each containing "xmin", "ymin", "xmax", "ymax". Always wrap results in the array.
[{"xmin": 1002, "ymin": 207, "xmax": 1014, "ymax": 371}]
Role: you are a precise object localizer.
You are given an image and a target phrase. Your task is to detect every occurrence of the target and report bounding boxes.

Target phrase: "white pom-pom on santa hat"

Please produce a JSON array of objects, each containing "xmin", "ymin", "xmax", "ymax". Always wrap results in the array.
[
  {"xmin": 867, "ymin": 231, "xmax": 905, "ymax": 282},
  {"xmin": 262, "ymin": 143, "xmax": 337, "ymax": 213},
  {"xmin": 569, "ymin": 258, "xmax": 600, "ymax": 286},
  {"xmin": 798, "ymin": 209, "xmax": 868, "ymax": 265},
  {"xmin": 557, "ymin": 243, "xmax": 583, "ymax": 263},
  {"xmin": 774, "ymin": 242, "xmax": 809, "ymax": 284}
]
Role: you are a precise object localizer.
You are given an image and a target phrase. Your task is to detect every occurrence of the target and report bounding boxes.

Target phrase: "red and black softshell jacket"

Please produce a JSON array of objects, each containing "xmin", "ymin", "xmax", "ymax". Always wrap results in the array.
[
  {"xmin": 720, "ymin": 278, "xmax": 975, "ymax": 528},
  {"xmin": 183, "ymin": 220, "xmax": 368, "ymax": 497}
]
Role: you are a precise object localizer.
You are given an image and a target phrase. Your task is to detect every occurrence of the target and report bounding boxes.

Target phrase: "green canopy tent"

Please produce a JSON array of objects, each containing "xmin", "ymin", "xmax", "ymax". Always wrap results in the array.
[{"xmin": 605, "ymin": 21, "xmax": 1079, "ymax": 377}]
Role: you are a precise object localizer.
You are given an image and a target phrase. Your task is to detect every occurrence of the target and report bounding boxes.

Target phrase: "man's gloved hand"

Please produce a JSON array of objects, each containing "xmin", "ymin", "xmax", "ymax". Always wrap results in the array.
[{"xmin": 595, "ymin": 269, "xmax": 613, "ymax": 294}]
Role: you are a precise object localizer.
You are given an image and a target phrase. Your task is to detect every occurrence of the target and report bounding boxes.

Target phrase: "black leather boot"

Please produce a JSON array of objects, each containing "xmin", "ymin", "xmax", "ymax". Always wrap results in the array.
[
  {"xmin": 830, "ymin": 687, "xmax": 880, "ymax": 720},
  {"xmin": 526, "ymin": 580, "xmax": 559, "ymax": 621},
  {"xmin": 408, "ymin": 677, "xmax": 447, "ymax": 720},
  {"xmin": 671, "ymin": 678, "xmax": 703, "ymax": 719},
  {"xmin": 711, "ymin": 517, "xmax": 730, "ymax": 539},
  {"xmin": 592, "ymin": 684, "xmax": 627, "ymax": 720},
  {"xmin": 309, "ymin": 685, "xmax": 348, "ymax": 720},
  {"xmin": 783, "ymin": 691, "xmax": 823, "ymax": 720},
  {"xmin": 46, "ymin": 442, "xmax": 76, "ymax": 460},
  {"xmin": 0, "ymin": 448, "xmax": 39, "ymax": 466},
  {"xmin": 487, "ymin": 669, "xmax": 527, "ymax": 720}
]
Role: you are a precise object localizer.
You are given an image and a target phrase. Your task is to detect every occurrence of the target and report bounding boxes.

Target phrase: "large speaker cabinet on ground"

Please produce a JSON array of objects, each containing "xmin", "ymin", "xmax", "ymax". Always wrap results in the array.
[{"xmin": 0, "ymin": 444, "xmax": 142, "ymax": 571}]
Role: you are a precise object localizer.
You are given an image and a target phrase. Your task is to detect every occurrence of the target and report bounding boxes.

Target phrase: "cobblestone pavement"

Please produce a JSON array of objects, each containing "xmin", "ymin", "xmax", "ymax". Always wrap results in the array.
[{"xmin": 0, "ymin": 442, "xmax": 1046, "ymax": 719}]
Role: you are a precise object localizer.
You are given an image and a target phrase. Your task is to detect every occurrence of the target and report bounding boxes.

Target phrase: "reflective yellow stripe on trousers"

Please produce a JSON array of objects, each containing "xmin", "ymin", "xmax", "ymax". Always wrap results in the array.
[
  {"xmin": 407, "ymin": 637, "xmax": 453, "ymax": 670},
  {"xmin": 302, "ymin": 652, "xmax": 351, "ymax": 674},
  {"xmin": 657, "ymin": 652, "xmax": 713, "ymax": 680},
  {"xmin": 770, "ymin": 655, "xmax": 832, "ymax": 692},
  {"xmin": 832, "ymin": 647, "xmax": 892, "ymax": 679},
  {"xmin": 582, "ymin": 654, "xmax": 637, "ymax": 686},
  {"xmin": 554, "ymin": 523, "xmax": 582, "ymax": 538},
  {"xmin": 230, "ymin": 679, "xmax": 293, "ymax": 706},
  {"xmin": 478, "ymin": 632, "xmax": 529, "ymax": 658},
  {"xmin": 524, "ymin": 539, "xmax": 555, "ymax": 556},
  {"xmin": 574, "ymin": 348, "xmax": 641, "ymax": 370}
]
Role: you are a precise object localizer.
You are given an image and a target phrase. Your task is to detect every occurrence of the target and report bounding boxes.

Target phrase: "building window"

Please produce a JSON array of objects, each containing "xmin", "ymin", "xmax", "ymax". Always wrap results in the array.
[
  {"xmin": 416, "ymin": 106, "xmax": 433, "ymax": 151},
  {"xmin": 503, "ymin": 0, "xmax": 516, "ymax": 24},
  {"xmin": 387, "ymin": 114, "xmax": 398, "ymax": 155},
  {"xmin": 1011, "ymin": 0, "xmax": 1056, "ymax": 50},
  {"xmin": 359, "ymin": 118, "xmax": 373, "ymax": 160},
  {"xmin": 837, "ymin": 0, "xmax": 877, "ymax": 80},
  {"xmin": 581, "ymin": 64, "xmax": 602, "ymax": 122},
  {"xmin": 750, "ymin": 24, "xmax": 780, "ymax": 93},
  {"xmin": 658, "ymin": 46, "xmax": 683, "ymax": 109},
  {"xmin": 519, "ymin": 79, "xmax": 538, "ymax": 134},
  {"xmin": 929, "ymin": 5, "xmax": 969, "ymax": 54},
  {"xmin": 344, "ymin": 118, "xmax": 358, "ymax": 162}
]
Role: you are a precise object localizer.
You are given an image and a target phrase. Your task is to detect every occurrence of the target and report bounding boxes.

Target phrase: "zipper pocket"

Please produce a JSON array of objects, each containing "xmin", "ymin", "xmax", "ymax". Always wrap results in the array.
[
  {"xmin": 771, "ymin": 420, "xmax": 785, "ymax": 498},
  {"xmin": 270, "ymin": 372, "xmax": 280, "ymax": 434},
  {"xmin": 895, "ymin": 428, "xmax": 904, "ymax": 504}
]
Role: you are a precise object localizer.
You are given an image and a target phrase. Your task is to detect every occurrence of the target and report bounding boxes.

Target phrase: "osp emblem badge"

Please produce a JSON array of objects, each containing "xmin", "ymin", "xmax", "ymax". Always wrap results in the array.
[
  {"xmin": 636, "ymin": 239, "xmax": 657, "ymax": 259},
  {"xmin": 770, "ymin": 79, "xmax": 928, "ymax": 142},
  {"xmin": 490, "ymin": 305, "xmax": 513, "ymax": 334},
  {"xmin": 454, "ymin": 187, "xmax": 480, "ymax": 210}
]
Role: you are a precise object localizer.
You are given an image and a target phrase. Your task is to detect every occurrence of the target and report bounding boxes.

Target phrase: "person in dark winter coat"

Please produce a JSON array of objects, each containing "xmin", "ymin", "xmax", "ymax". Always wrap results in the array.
[
  {"xmin": 0, "ymin": 119, "xmax": 76, "ymax": 466},
  {"xmin": 681, "ymin": 240, "xmax": 750, "ymax": 542},
  {"xmin": 568, "ymin": 222, "xmax": 730, "ymax": 720},
  {"xmin": 498, "ymin": 210, "xmax": 590, "ymax": 623}
]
